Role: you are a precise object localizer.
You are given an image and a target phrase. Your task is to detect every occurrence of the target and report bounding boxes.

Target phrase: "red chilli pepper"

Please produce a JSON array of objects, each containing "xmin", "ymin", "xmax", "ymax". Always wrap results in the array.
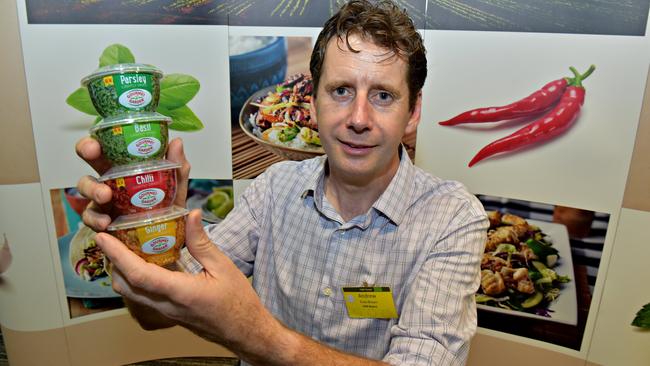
[
  {"xmin": 439, "ymin": 79, "xmax": 568, "ymax": 126},
  {"xmin": 468, "ymin": 65, "xmax": 595, "ymax": 167}
]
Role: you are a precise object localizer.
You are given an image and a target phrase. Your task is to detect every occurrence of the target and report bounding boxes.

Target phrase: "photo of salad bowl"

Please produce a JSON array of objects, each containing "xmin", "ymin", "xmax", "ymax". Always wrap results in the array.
[
  {"xmin": 230, "ymin": 36, "xmax": 288, "ymax": 125},
  {"xmin": 238, "ymin": 74, "xmax": 325, "ymax": 161}
]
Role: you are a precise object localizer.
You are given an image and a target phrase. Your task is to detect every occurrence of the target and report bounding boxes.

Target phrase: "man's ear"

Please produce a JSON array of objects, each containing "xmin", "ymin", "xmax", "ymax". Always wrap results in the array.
[{"xmin": 405, "ymin": 91, "xmax": 422, "ymax": 135}]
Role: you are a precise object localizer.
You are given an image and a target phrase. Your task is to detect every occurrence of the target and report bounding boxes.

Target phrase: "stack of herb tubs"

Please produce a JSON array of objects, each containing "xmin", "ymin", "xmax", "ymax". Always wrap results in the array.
[{"xmin": 82, "ymin": 64, "xmax": 189, "ymax": 267}]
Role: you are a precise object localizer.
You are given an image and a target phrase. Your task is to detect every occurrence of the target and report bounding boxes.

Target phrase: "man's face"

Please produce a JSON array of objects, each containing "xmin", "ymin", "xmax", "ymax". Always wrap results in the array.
[{"xmin": 311, "ymin": 34, "xmax": 422, "ymax": 184}]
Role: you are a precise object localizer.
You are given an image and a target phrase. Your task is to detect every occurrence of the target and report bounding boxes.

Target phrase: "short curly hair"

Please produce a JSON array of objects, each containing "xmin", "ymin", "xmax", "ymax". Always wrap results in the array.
[{"xmin": 309, "ymin": 0, "xmax": 427, "ymax": 111}]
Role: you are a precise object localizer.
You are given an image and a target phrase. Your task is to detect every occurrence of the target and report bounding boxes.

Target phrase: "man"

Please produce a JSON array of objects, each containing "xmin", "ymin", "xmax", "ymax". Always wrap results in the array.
[{"xmin": 76, "ymin": 1, "xmax": 488, "ymax": 364}]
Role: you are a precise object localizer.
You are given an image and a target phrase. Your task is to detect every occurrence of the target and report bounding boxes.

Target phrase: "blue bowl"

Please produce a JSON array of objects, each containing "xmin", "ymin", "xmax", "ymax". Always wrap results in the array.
[{"xmin": 229, "ymin": 37, "xmax": 287, "ymax": 124}]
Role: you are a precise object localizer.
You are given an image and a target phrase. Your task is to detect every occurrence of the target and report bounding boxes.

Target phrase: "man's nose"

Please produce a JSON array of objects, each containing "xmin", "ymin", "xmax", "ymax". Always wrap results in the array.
[{"xmin": 347, "ymin": 95, "xmax": 372, "ymax": 132}]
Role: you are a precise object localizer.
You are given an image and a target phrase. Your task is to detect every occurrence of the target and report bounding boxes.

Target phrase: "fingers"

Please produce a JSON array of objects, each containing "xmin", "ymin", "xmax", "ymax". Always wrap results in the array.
[
  {"xmin": 185, "ymin": 210, "xmax": 227, "ymax": 274},
  {"xmin": 81, "ymin": 202, "xmax": 112, "ymax": 232},
  {"xmin": 75, "ymin": 136, "xmax": 112, "ymax": 175},
  {"xmin": 77, "ymin": 175, "xmax": 111, "ymax": 204},
  {"xmin": 167, "ymin": 138, "xmax": 191, "ymax": 207},
  {"xmin": 95, "ymin": 233, "xmax": 174, "ymax": 295},
  {"xmin": 77, "ymin": 175, "xmax": 113, "ymax": 231}
]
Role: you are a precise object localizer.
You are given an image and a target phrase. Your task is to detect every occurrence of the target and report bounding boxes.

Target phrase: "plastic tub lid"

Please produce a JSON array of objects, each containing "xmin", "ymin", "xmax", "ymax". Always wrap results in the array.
[
  {"xmin": 107, "ymin": 205, "xmax": 189, "ymax": 231},
  {"xmin": 81, "ymin": 63, "xmax": 163, "ymax": 86},
  {"xmin": 90, "ymin": 112, "xmax": 172, "ymax": 134},
  {"xmin": 98, "ymin": 159, "xmax": 182, "ymax": 182}
]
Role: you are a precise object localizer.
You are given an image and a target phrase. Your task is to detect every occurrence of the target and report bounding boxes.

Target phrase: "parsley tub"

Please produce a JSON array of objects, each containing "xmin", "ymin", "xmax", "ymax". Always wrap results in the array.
[
  {"xmin": 99, "ymin": 160, "xmax": 181, "ymax": 215},
  {"xmin": 91, "ymin": 112, "xmax": 171, "ymax": 165},
  {"xmin": 107, "ymin": 206, "xmax": 189, "ymax": 266},
  {"xmin": 82, "ymin": 63, "xmax": 162, "ymax": 117}
]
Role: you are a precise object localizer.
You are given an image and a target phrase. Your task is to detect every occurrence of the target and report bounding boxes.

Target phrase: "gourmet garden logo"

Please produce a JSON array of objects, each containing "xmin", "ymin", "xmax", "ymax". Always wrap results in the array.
[
  {"xmin": 133, "ymin": 188, "xmax": 164, "ymax": 207},
  {"xmin": 126, "ymin": 89, "xmax": 146, "ymax": 106},
  {"xmin": 148, "ymin": 236, "xmax": 171, "ymax": 253},
  {"xmin": 135, "ymin": 137, "xmax": 156, "ymax": 155},
  {"xmin": 119, "ymin": 88, "xmax": 152, "ymax": 108},
  {"xmin": 128, "ymin": 136, "xmax": 161, "ymax": 157}
]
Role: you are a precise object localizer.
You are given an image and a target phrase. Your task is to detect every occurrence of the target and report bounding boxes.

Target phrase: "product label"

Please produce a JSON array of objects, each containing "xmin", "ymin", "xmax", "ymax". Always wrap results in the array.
[
  {"xmin": 123, "ymin": 122, "xmax": 162, "ymax": 157},
  {"xmin": 120, "ymin": 171, "xmax": 168, "ymax": 208},
  {"xmin": 113, "ymin": 73, "xmax": 154, "ymax": 109},
  {"xmin": 136, "ymin": 220, "xmax": 177, "ymax": 255}
]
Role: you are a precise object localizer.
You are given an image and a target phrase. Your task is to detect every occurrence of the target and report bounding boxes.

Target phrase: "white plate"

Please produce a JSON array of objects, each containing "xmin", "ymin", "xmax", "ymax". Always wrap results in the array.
[{"xmin": 477, "ymin": 219, "xmax": 578, "ymax": 325}]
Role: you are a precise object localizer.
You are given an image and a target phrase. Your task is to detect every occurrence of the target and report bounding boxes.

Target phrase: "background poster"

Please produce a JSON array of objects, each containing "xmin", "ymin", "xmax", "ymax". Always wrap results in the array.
[
  {"xmin": 4, "ymin": 0, "xmax": 650, "ymax": 364},
  {"xmin": 229, "ymin": 35, "xmax": 316, "ymax": 179},
  {"xmin": 24, "ymin": 0, "xmax": 427, "ymax": 28},
  {"xmin": 24, "ymin": 0, "xmax": 648, "ymax": 36},
  {"xmin": 50, "ymin": 188, "xmax": 123, "ymax": 319},
  {"xmin": 417, "ymin": 29, "xmax": 649, "ymax": 352},
  {"xmin": 476, "ymin": 195, "xmax": 609, "ymax": 350}
]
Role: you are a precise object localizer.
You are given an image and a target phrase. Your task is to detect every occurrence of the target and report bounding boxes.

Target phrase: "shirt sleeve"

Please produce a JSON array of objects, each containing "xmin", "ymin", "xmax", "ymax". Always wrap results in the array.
[
  {"xmin": 177, "ymin": 169, "xmax": 272, "ymax": 277},
  {"xmin": 383, "ymin": 196, "xmax": 488, "ymax": 366}
]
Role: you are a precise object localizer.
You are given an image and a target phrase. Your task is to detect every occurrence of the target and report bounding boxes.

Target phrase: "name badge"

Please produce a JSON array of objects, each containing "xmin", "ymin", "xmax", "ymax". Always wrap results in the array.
[{"xmin": 342, "ymin": 286, "xmax": 398, "ymax": 319}]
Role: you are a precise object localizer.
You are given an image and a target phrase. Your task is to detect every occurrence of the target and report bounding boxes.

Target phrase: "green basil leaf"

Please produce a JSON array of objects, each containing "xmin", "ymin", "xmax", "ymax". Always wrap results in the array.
[
  {"xmin": 99, "ymin": 44, "xmax": 135, "ymax": 67},
  {"xmin": 66, "ymin": 87, "xmax": 99, "ymax": 115},
  {"xmin": 632, "ymin": 303, "xmax": 650, "ymax": 328},
  {"xmin": 159, "ymin": 105, "xmax": 204, "ymax": 131},
  {"xmin": 159, "ymin": 74, "xmax": 200, "ymax": 110}
]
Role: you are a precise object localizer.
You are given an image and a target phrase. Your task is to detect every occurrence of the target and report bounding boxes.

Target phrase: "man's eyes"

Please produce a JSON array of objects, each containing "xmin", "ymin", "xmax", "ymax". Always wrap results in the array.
[
  {"xmin": 371, "ymin": 90, "xmax": 394, "ymax": 105},
  {"xmin": 334, "ymin": 87, "xmax": 350, "ymax": 97},
  {"xmin": 328, "ymin": 87, "xmax": 395, "ymax": 106}
]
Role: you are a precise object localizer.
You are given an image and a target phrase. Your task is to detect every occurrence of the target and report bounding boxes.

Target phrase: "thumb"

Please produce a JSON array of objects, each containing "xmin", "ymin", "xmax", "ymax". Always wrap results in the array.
[{"xmin": 185, "ymin": 209, "xmax": 227, "ymax": 273}]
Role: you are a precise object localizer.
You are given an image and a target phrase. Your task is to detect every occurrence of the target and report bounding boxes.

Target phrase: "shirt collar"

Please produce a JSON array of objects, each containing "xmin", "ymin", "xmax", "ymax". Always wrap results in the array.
[
  {"xmin": 371, "ymin": 145, "xmax": 414, "ymax": 226},
  {"xmin": 299, "ymin": 146, "xmax": 415, "ymax": 225},
  {"xmin": 300, "ymin": 155, "xmax": 327, "ymax": 204}
]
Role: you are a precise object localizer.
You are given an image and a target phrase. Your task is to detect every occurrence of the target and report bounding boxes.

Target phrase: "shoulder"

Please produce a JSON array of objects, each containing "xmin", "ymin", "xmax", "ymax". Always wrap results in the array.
[
  {"xmin": 246, "ymin": 156, "xmax": 324, "ymax": 199},
  {"xmin": 409, "ymin": 164, "xmax": 485, "ymax": 219},
  {"xmin": 264, "ymin": 155, "xmax": 323, "ymax": 176}
]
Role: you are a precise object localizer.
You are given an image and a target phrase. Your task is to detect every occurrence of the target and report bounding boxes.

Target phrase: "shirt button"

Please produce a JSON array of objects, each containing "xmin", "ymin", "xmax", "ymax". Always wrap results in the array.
[{"xmin": 323, "ymin": 287, "xmax": 333, "ymax": 296}]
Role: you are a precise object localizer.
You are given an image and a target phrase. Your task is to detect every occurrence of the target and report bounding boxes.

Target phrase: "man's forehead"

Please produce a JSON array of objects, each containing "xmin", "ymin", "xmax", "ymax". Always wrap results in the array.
[{"xmin": 326, "ymin": 33, "xmax": 402, "ymax": 65}]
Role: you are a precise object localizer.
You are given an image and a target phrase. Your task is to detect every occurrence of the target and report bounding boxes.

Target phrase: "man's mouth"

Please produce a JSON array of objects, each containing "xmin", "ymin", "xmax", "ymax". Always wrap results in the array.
[
  {"xmin": 343, "ymin": 141, "xmax": 371, "ymax": 148},
  {"xmin": 339, "ymin": 139, "xmax": 376, "ymax": 153}
]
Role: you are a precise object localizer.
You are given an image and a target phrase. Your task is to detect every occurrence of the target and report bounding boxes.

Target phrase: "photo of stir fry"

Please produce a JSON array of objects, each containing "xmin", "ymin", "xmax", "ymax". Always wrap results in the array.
[
  {"xmin": 477, "ymin": 211, "xmax": 571, "ymax": 317},
  {"xmin": 248, "ymin": 73, "xmax": 321, "ymax": 151}
]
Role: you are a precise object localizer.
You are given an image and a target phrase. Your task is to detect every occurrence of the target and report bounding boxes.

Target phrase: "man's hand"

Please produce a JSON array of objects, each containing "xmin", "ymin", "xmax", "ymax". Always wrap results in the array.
[
  {"xmin": 75, "ymin": 137, "xmax": 191, "ymax": 232},
  {"xmin": 95, "ymin": 210, "xmax": 283, "ymax": 351}
]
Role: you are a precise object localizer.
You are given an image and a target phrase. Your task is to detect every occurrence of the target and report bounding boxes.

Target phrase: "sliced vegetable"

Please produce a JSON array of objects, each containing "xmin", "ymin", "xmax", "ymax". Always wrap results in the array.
[
  {"xmin": 279, "ymin": 126, "xmax": 300, "ymax": 142},
  {"xmin": 527, "ymin": 239, "xmax": 559, "ymax": 265},
  {"xmin": 521, "ymin": 291, "xmax": 544, "ymax": 308},
  {"xmin": 495, "ymin": 243, "xmax": 517, "ymax": 253}
]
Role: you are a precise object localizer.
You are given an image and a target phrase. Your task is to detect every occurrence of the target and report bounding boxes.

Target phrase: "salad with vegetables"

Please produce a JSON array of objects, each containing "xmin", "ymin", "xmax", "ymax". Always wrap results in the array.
[
  {"xmin": 248, "ymin": 73, "xmax": 321, "ymax": 150},
  {"xmin": 477, "ymin": 211, "xmax": 571, "ymax": 316}
]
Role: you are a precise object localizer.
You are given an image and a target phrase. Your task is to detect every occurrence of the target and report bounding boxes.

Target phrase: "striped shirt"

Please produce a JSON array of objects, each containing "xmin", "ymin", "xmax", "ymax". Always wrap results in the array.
[{"xmin": 180, "ymin": 148, "xmax": 488, "ymax": 365}]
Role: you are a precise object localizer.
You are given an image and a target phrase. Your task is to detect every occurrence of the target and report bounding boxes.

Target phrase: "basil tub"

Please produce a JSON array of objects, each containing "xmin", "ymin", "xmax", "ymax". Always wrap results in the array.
[
  {"xmin": 91, "ymin": 112, "xmax": 171, "ymax": 165},
  {"xmin": 82, "ymin": 63, "xmax": 163, "ymax": 117}
]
